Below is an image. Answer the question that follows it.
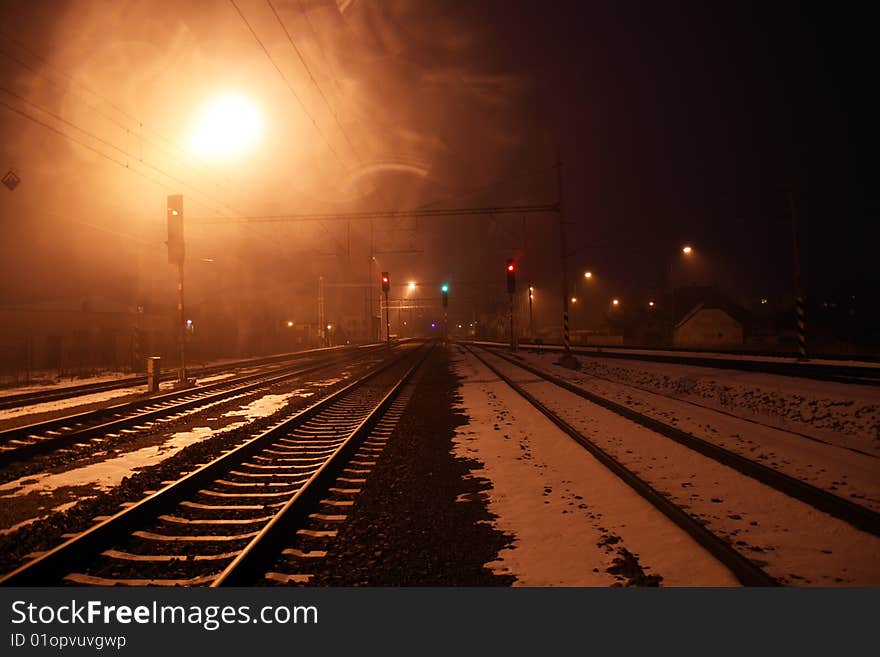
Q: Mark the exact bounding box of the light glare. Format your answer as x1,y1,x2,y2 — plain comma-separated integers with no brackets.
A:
191,94,263,157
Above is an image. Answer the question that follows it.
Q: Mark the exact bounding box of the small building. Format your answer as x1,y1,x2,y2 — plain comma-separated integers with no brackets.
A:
674,303,743,349
0,298,172,382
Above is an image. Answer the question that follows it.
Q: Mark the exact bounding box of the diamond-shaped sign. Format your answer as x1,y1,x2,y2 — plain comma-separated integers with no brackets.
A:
2,170,20,191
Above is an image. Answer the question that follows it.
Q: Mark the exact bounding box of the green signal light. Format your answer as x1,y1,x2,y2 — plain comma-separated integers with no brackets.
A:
441,284,449,293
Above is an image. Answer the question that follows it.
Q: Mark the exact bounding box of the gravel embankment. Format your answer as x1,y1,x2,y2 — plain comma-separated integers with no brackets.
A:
306,347,515,586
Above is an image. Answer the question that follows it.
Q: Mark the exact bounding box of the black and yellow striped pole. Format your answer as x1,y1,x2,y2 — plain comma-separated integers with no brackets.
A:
556,153,578,368
789,181,807,359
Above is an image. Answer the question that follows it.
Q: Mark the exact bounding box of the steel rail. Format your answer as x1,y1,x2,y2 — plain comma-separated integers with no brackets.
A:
0,344,425,586
0,347,384,467
465,344,779,587
213,344,432,586
482,345,880,537
465,340,880,386
0,344,368,411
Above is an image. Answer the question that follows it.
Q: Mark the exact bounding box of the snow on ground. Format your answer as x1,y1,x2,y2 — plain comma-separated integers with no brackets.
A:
481,349,880,585
522,351,880,454
451,347,740,586
0,390,302,535
513,351,880,511
515,342,880,368
0,386,148,423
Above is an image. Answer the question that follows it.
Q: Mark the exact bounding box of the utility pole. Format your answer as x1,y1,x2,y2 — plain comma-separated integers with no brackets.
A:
166,194,189,386
509,291,515,349
789,179,807,359
177,262,186,381
528,285,534,339
318,276,325,347
556,153,578,367
384,291,390,344
381,272,390,346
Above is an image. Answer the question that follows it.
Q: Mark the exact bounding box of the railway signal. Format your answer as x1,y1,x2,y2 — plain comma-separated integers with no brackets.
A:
166,194,189,385
440,283,449,308
381,272,390,345
506,259,517,349
167,194,184,265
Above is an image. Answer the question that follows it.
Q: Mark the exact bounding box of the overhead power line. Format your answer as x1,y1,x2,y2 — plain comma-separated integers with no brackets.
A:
192,202,559,224
228,0,344,166
266,0,359,158
0,34,232,188
0,92,238,215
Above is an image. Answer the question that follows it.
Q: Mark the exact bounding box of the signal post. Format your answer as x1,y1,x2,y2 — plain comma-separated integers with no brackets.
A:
166,194,190,386
441,283,449,344
506,259,517,350
381,272,390,346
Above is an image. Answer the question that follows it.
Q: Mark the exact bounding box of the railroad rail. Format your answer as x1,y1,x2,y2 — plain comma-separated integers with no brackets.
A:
477,345,880,537
0,344,372,411
0,342,429,586
0,346,384,468
465,340,880,386
463,343,779,586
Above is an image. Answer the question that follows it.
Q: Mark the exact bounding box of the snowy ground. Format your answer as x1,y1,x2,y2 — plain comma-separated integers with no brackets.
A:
0,385,321,536
510,350,880,512
452,346,880,585
522,351,880,454
450,346,740,586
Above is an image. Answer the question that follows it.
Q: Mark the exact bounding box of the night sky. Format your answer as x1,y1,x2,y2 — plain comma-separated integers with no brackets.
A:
0,0,875,328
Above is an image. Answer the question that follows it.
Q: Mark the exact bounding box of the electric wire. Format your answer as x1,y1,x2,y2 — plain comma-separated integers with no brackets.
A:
228,0,345,167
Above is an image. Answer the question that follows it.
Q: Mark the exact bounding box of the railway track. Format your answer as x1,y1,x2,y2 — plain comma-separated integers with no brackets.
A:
469,341,880,386
465,344,880,586
0,342,430,586
0,345,362,411
0,346,384,468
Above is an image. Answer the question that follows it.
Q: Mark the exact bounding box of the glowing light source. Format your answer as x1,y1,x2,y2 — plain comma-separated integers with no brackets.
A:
612,298,620,306
190,94,263,158
287,321,294,327
571,297,577,303
584,271,593,279
648,301,655,308
408,281,416,290
682,245,693,255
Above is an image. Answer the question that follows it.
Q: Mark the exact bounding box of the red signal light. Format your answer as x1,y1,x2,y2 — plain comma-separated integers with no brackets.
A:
507,263,515,272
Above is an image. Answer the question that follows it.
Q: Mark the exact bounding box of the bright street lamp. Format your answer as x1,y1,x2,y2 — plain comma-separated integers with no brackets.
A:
682,245,693,255
190,93,263,158
612,298,620,306
584,271,593,279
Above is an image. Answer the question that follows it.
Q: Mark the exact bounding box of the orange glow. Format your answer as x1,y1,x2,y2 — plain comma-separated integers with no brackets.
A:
682,245,693,255
584,271,592,279
612,298,620,306
190,94,263,158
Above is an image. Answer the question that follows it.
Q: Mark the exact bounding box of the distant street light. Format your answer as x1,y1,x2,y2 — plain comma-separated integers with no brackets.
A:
408,281,416,291
612,298,620,306
648,301,655,308
682,245,693,255
287,320,294,327
584,271,593,279
571,297,577,304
